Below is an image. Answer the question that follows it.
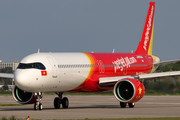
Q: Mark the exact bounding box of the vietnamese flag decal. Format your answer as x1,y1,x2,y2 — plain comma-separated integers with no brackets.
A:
41,71,47,76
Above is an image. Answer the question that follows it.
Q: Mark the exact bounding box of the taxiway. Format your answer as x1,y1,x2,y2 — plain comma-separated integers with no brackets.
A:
0,95,180,119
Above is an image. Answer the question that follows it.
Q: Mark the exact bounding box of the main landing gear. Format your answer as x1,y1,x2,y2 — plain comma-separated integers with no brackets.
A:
54,92,69,109
34,92,43,110
120,102,135,108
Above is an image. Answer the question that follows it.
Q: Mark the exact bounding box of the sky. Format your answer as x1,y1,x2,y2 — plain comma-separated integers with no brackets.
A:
0,0,180,62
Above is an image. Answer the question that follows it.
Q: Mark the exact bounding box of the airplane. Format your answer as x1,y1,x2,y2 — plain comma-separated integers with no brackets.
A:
1,2,180,110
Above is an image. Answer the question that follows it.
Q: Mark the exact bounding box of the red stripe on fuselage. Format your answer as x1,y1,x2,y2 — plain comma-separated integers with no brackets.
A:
70,53,153,92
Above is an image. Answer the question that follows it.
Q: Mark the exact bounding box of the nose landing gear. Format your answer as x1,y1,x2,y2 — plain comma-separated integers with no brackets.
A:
33,92,69,110
54,92,69,109
34,92,43,110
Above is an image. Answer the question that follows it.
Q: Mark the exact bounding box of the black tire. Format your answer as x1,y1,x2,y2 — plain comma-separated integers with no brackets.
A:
34,103,38,110
120,102,126,108
54,97,61,109
39,103,43,110
62,97,69,108
128,103,135,108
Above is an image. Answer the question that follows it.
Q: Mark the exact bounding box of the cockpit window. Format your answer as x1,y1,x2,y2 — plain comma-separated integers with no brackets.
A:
17,63,46,70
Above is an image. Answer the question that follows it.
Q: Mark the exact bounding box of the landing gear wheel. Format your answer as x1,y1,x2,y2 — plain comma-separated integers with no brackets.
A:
62,97,69,108
34,103,38,110
54,97,61,109
128,103,135,108
39,103,43,110
120,102,126,108
54,92,69,109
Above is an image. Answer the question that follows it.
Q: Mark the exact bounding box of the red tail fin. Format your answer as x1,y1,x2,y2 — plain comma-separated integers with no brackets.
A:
135,2,155,55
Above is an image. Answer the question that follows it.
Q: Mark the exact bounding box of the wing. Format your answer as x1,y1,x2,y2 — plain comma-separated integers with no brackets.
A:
0,73,14,79
157,59,180,64
99,71,180,86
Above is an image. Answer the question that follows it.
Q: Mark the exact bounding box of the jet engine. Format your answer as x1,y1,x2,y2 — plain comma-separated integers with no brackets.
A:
113,78,145,103
12,86,37,104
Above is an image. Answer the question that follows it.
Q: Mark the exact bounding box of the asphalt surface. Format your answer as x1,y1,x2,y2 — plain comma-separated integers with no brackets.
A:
0,95,180,119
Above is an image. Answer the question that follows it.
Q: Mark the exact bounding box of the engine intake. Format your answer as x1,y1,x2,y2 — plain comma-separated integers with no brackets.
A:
12,86,37,104
113,78,145,103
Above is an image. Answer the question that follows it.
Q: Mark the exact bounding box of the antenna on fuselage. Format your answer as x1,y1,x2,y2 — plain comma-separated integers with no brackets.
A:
112,49,115,53
38,49,40,54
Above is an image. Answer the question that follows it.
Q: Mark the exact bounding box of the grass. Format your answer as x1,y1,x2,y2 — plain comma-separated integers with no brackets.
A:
0,91,12,96
1,117,180,120
0,104,24,106
82,118,180,120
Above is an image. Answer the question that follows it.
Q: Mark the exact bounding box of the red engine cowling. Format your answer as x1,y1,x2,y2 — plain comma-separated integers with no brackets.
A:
12,86,38,104
113,78,145,103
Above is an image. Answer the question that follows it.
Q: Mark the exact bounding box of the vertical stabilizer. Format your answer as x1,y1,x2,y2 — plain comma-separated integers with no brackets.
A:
135,2,155,55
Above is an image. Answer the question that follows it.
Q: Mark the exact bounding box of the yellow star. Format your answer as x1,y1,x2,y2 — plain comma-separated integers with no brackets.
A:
138,87,142,94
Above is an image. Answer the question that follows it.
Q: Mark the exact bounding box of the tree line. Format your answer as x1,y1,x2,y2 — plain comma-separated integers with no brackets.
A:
143,62,180,95
0,67,13,91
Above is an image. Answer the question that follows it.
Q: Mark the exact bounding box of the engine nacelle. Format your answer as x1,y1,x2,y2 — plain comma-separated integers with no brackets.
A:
113,78,145,103
12,86,37,104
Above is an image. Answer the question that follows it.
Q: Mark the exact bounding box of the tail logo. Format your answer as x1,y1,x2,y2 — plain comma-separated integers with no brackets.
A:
143,5,154,51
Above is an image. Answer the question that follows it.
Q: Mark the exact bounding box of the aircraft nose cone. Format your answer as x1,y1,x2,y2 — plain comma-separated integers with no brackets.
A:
14,69,29,91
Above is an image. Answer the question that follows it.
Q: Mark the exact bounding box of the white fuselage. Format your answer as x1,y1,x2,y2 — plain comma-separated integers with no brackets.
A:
14,53,91,92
